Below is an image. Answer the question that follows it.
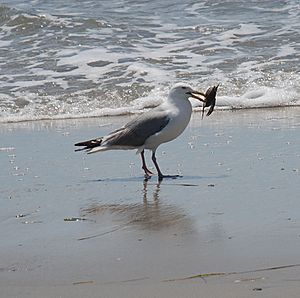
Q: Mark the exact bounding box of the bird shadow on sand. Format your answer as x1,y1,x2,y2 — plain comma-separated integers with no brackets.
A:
76,174,229,241
78,179,195,240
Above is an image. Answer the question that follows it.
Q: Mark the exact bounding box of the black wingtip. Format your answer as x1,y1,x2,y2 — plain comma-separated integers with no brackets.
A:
74,147,89,152
75,141,91,147
74,138,103,152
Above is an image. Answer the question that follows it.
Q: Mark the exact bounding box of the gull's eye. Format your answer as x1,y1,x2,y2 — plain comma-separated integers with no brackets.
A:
181,86,187,89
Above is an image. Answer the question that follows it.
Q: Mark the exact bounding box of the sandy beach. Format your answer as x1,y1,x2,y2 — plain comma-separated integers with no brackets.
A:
1,108,300,297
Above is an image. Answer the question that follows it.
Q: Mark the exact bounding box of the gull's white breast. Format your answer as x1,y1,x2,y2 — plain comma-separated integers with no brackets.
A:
144,98,192,150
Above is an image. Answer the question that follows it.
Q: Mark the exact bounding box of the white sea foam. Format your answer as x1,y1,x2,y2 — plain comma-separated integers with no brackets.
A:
0,1,299,123
217,87,299,109
218,23,264,46
1,84,299,123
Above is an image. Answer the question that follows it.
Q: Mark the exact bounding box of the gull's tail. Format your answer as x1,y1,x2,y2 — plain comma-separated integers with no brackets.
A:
74,138,103,152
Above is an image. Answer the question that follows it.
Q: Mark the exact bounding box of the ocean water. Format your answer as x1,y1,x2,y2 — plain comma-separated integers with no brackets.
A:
0,0,299,123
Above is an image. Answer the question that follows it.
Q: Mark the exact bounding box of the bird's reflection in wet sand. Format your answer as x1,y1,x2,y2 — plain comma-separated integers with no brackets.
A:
81,180,193,233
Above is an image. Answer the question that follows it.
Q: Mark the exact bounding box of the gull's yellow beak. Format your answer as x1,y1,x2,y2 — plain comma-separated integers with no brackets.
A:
187,90,206,102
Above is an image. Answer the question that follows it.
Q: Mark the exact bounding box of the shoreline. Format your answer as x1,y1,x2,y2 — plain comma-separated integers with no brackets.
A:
1,104,300,126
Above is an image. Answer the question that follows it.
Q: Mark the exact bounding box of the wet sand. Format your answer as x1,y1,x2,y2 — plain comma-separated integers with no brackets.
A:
1,108,300,297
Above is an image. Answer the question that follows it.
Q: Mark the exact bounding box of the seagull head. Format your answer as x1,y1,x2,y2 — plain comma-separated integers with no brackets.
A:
169,83,206,102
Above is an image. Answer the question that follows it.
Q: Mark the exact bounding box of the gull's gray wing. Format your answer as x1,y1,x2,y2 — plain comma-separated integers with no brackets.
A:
103,107,170,148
